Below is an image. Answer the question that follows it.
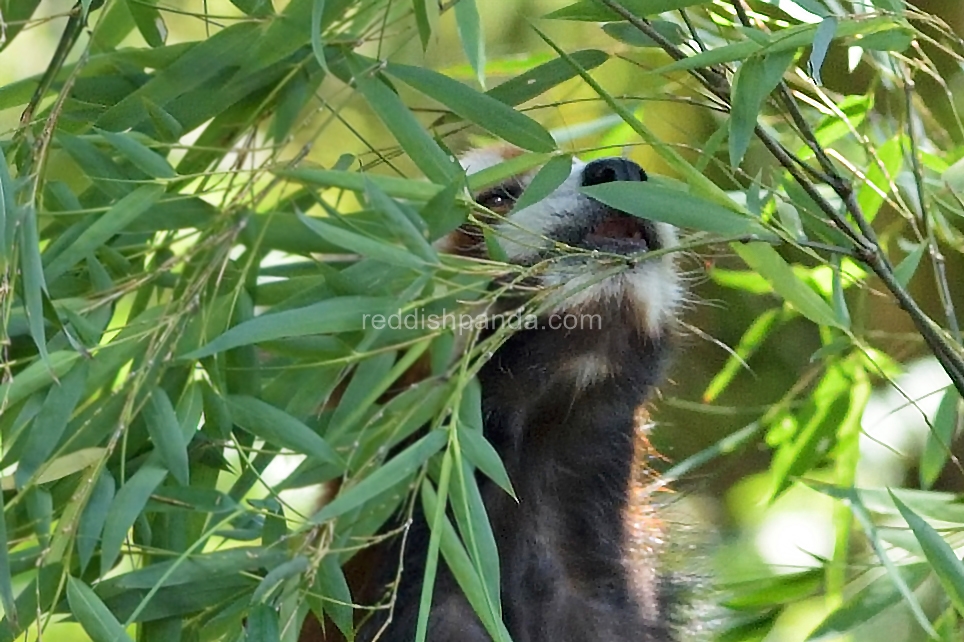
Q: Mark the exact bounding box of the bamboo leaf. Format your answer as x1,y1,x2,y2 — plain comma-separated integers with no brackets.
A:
729,50,795,168
919,389,961,490
454,0,485,87
386,62,556,153
143,388,191,485
807,17,837,85
0,351,81,409
512,154,573,213
310,430,448,523
101,463,168,575
184,296,395,359
66,576,135,642
485,50,608,106
77,471,116,573
227,395,345,466
546,0,711,21
97,129,176,178
892,492,964,619
341,55,458,184
583,181,767,236
14,361,88,488
734,243,847,329
44,184,164,283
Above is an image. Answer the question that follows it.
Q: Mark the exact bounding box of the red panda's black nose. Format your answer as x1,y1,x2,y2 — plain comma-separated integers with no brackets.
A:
581,158,647,186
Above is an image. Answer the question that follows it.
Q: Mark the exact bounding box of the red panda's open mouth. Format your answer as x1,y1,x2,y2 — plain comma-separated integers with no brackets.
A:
582,213,659,254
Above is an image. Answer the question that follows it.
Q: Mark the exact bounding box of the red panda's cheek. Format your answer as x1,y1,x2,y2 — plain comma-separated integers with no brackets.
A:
435,226,488,259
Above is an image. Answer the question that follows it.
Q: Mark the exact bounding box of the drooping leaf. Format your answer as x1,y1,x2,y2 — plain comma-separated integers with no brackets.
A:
583,182,768,236
386,62,556,153
310,430,448,523
227,395,344,466
185,296,395,359
101,463,169,575
892,493,964,619
66,576,135,642
734,243,847,329
729,50,796,168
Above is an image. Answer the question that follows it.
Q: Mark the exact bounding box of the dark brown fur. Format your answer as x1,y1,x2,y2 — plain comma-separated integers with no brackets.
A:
300,155,680,642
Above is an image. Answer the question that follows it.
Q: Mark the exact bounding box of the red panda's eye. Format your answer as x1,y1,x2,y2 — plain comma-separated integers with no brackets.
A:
476,186,518,214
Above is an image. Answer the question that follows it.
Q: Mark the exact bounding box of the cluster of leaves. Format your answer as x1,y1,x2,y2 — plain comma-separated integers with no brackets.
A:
1,0,964,640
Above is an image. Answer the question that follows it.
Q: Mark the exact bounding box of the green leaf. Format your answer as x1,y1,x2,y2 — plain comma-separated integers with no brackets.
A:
729,50,796,168
96,22,260,130
652,16,904,76
184,296,394,358
229,0,273,17
66,576,135,642
0,0,43,52
809,482,938,638
858,29,912,51
277,168,442,200
545,0,711,21
244,603,281,642
101,463,168,575
341,55,458,184
309,430,448,523
386,62,556,153
0,465,16,628
420,481,513,642
454,0,485,87
485,50,608,107
143,388,191,485
97,129,176,178
44,184,164,283
0,146,14,265
807,17,837,85
892,492,964,619
226,395,345,466
919,389,960,489
583,182,768,236
310,555,353,637
310,0,329,74
703,308,781,403
413,0,434,49
807,564,931,640
458,426,514,499
297,209,431,270
894,242,927,288
77,471,116,573
250,556,309,603
602,20,686,47
14,361,88,488
734,243,847,329
126,0,166,47
0,351,81,409
18,205,48,362
511,155,573,213
364,180,438,263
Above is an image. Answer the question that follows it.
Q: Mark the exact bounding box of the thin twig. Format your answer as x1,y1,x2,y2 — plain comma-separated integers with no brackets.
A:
902,66,961,342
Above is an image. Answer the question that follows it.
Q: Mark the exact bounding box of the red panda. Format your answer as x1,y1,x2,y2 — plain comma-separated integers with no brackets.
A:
299,146,686,642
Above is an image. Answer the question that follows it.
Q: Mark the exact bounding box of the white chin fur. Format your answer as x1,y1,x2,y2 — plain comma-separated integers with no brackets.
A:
460,150,683,337
541,258,682,338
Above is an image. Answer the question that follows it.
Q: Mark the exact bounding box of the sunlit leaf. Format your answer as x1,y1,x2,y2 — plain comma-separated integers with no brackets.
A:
919,389,961,489
892,493,964,619
734,243,846,329
386,63,556,153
